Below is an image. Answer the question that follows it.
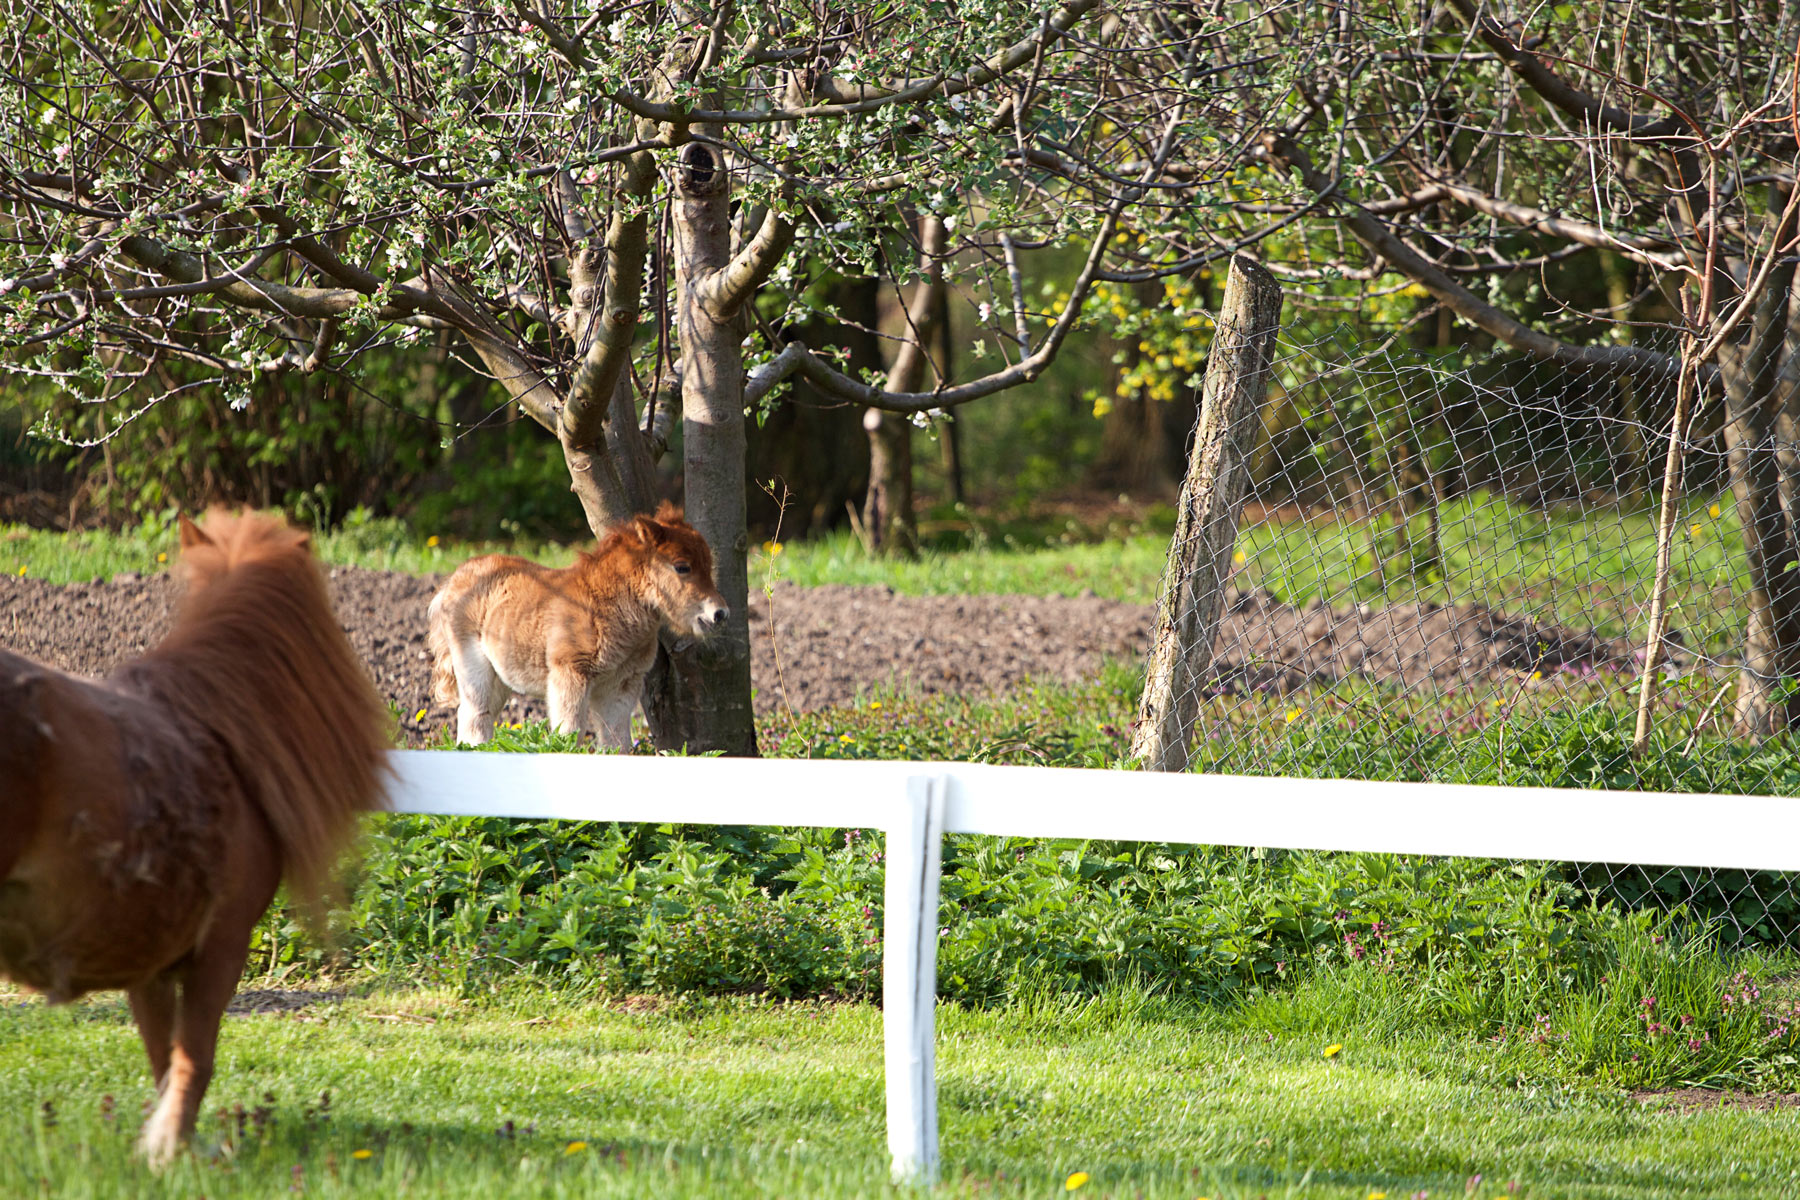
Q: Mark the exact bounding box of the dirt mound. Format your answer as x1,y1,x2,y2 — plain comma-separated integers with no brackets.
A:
0,567,1649,746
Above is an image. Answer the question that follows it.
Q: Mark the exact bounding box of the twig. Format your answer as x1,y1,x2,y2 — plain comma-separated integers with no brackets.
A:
757,478,800,738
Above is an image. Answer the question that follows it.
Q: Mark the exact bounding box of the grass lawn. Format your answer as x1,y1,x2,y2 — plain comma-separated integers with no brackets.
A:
0,492,1750,655
3,981,1795,1199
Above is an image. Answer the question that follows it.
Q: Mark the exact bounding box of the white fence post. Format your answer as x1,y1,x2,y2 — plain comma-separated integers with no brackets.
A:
884,773,946,1184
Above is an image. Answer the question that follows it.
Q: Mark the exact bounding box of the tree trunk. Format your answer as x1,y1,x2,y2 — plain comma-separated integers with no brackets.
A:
644,139,758,756
747,275,878,537
936,284,965,505
864,410,918,556
1132,256,1285,771
862,214,947,558
1713,185,1800,738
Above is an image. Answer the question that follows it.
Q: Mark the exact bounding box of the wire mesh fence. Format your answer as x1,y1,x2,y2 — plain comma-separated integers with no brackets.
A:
1139,312,1800,945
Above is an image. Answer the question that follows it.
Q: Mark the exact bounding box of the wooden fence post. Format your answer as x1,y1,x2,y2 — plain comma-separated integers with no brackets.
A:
884,773,946,1183
1131,256,1285,772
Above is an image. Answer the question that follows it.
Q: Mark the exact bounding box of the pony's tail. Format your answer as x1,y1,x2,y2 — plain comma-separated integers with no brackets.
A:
426,593,459,708
0,656,51,879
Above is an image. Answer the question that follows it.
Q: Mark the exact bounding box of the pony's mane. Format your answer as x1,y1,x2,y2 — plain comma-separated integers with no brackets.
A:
120,511,391,902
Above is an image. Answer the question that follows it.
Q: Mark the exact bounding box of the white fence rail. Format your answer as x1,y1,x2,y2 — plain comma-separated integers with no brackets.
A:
388,750,1800,1182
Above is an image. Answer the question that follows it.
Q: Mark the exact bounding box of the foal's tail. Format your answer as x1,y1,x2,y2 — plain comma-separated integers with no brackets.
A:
426,591,459,708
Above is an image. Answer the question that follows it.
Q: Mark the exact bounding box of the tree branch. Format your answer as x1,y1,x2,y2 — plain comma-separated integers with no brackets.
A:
702,204,794,319
1444,0,1683,139
1255,133,1702,384
1431,175,1689,271
607,0,1101,126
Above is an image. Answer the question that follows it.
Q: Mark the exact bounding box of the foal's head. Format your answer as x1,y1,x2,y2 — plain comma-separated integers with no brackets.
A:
620,502,730,638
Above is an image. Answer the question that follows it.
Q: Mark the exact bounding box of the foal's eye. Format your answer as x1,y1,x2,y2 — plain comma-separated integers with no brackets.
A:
673,562,691,575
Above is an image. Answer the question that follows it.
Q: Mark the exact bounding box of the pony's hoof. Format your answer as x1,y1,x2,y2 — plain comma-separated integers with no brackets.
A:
138,1125,186,1169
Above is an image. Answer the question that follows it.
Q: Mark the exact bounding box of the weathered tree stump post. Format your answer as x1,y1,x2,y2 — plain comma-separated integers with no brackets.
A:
1131,255,1284,772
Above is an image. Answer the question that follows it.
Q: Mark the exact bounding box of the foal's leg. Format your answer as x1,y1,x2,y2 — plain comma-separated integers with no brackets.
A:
594,689,637,753
451,638,505,745
545,662,592,740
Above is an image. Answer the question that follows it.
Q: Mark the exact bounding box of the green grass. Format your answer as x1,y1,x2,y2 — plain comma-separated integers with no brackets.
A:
0,516,582,586
4,977,1798,1199
6,491,1751,662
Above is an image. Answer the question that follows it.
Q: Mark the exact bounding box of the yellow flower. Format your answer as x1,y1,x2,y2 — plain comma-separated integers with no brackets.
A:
351,1149,373,1160
1368,1193,1388,1200
838,733,854,745
869,701,882,710
414,708,427,722
1092,395,1113,419
426,535,440,547
156,552,167,563
1285,707,1303,723
1323,1043,1343,1058
1529,671,1541,682
1709,503,1721,518
762,540,784,556
1233,550,1246,565
15,565,24,577
1690,523,1703,538
565,1141,587,1155
1066,1172,1091,1191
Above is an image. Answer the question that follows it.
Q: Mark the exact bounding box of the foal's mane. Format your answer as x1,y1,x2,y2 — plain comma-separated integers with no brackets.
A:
121,511,390,901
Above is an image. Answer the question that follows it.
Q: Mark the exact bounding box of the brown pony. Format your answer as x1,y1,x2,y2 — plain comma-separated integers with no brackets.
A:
0,511,390,1165
428,502,729,748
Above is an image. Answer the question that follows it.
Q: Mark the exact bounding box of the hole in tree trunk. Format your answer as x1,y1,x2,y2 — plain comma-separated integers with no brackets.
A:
679,144,724,195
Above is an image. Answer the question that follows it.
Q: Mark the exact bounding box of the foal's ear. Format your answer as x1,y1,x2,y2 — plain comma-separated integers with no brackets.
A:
177,513,214,550
631,514,666,546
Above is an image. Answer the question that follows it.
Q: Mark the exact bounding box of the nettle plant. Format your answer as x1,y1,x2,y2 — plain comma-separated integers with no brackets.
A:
0,0,1281,751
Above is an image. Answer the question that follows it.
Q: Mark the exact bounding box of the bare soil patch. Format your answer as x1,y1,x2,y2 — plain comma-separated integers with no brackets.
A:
1632,1087,1800,1113
1,567,1649,746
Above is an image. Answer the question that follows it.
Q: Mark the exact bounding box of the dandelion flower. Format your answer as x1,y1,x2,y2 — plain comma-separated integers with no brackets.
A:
1285,707,1303,723
869,701,882,710
15,565,24,577
426,535,440,548
762,540,784,556
157,552,167,563
1323,1043,1343,1058
414,708,427,722
1065,1172,1090,1191
838,733,854,745
1367,1192,1387,1200
1233,550,1246,564
565,1140,587,1155
1710,503,1721,518
351,1149,373,1160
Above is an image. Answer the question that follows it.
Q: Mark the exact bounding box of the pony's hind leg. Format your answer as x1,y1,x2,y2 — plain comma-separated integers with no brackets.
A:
137,900,267,1167
127,975,177,1090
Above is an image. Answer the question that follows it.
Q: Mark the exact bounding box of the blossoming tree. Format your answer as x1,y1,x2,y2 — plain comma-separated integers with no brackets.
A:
0,0,1262,752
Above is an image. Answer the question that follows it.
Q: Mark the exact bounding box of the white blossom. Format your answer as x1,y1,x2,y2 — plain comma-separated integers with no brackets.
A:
49,252,67,270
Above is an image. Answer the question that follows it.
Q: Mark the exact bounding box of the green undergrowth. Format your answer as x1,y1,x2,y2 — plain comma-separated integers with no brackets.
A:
240,671,1800,1099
